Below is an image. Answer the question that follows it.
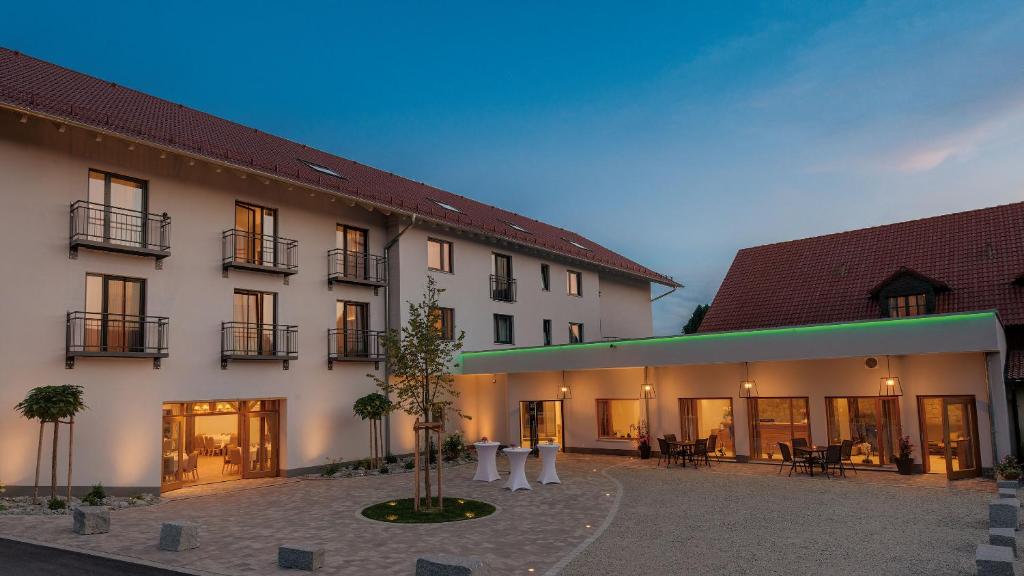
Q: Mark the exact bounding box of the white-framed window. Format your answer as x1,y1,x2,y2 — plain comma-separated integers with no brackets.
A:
427,238,453,273
567,270,582,296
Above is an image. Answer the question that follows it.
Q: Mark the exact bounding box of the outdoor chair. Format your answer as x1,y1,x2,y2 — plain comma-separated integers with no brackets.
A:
840,439,858,474
778,442,810,476
706,434,718,463
657,437,673,467
692,438,710,467
824,444,845,478
792,438,809,454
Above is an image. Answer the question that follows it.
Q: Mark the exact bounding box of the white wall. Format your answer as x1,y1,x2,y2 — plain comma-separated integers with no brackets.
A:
598,275,653,339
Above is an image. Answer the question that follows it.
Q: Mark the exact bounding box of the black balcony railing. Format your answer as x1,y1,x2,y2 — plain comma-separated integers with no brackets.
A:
221,321,297,369
69,201,170,260
66,311,168,368
490,275,517,302
327,249,387,288
327,328,384,368
222,229,298,276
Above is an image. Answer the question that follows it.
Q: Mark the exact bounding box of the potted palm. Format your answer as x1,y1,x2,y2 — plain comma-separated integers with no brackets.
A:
995,455,1022,483
892,435,915,475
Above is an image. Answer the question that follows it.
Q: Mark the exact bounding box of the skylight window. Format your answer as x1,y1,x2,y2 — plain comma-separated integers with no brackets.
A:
299,159,344,179
429,198,462,213
499,219,531,233
563,237,591,251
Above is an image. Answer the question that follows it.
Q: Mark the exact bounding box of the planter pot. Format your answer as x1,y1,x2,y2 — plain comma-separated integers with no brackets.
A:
639,445,652,459
894,458,914,475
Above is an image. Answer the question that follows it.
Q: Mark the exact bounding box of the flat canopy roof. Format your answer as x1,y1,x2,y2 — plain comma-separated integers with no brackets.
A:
458,311,1005,375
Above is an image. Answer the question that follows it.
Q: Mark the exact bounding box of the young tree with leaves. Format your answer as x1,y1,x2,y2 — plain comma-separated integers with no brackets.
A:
14,385,86,504
353,392,392,468
371,275,466,509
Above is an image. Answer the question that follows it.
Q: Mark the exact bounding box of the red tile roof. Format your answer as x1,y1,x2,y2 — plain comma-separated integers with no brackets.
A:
0,48,678,287
699,202,1024,333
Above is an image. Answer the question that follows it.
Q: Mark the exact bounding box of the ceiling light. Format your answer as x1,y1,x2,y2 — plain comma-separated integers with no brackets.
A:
19,114,28,123
94,134,103,142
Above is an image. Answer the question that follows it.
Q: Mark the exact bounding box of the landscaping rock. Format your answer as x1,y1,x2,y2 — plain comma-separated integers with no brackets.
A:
976,543,1016,576
415,554,489,576
998,480,1020,491
278,545,324,571
990,498,1020,530
72,506,109,535
999,488,1018,499
159,521,200,551
990,527,1018,557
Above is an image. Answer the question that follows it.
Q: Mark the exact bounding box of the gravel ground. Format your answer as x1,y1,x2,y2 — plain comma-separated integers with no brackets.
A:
561,462,995,576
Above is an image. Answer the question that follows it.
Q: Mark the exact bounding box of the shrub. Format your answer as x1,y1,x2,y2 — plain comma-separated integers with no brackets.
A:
385,453,398,464
47,497,66,510
996,455,1022,480
404,460,415,470
379,465,390,474
443,433,466,461
321,457,344,477
359,458,372,470
81,482,106,506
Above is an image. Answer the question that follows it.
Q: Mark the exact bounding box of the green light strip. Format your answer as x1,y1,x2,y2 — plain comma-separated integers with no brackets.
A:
459,312,997,362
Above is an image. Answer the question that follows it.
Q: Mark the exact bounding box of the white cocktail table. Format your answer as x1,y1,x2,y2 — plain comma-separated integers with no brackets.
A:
473,441,501,482
503,447,533,491
537,443,561,484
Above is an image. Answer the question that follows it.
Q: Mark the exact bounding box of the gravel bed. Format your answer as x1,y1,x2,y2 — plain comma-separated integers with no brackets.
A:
0,493,159,516
302,455,475,479
561,464,994,576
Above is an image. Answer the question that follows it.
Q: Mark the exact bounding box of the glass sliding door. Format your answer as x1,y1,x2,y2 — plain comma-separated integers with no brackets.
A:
918,396,981,479
519,400,564,450
161,404,186,492
679,398,735,456
825,397,901,465
748,397,810,460
242,400,279,479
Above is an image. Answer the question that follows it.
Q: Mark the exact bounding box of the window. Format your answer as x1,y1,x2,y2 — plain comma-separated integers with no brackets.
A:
499,219,530,233
748,397,810,460
234,201,277,266
429,198,461,213
432,307,455,340
232,289,277,355
562,237,591,251
679,398,735,456
543,319,552,346
87,169,147,247
567,270,582,296
825,397,901,466
491,253,515,301
84,274,145,352
336,301,369,356
337,225,369,279
494,314,514,344
569,322,584,343
299,159,344,179
427,238,453,273
596,399,640,440
888,294,926,317
541,264,551,291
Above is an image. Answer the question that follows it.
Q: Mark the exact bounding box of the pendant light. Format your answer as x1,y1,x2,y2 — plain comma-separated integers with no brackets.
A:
556,370,572,400
879,356,903,397
739,362,759,398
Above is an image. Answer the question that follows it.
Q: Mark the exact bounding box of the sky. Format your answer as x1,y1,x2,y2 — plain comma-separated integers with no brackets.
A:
4,1,1024,334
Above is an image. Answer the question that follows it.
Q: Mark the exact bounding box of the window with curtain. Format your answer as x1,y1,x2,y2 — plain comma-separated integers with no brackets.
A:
596,399,640,439
825,397,901,465
427,238,453,272
888,293,926,317
493,314,514,344
748,397,809,460
678,398,735,455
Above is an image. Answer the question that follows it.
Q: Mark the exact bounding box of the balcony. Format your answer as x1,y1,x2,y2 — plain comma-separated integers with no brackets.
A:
328,328,385,369
327,249,387,292
66,311,168,369
222,229,298,281
490,275,517,302
69,201,170,265
221,321,298,369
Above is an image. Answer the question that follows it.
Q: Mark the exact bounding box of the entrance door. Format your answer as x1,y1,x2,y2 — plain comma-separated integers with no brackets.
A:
161,409,186,491
519,401,563,452
918,396,981,479
241,400,279,478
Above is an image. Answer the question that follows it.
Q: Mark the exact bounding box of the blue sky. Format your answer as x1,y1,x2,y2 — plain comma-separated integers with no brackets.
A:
5,1,1024,334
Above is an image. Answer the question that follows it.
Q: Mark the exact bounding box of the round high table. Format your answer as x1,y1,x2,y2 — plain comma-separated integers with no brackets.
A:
537,443,561,484
503,447,533,491
473,441,502,482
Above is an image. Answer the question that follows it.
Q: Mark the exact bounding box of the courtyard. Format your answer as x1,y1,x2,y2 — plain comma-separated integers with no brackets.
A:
0,454,1003,575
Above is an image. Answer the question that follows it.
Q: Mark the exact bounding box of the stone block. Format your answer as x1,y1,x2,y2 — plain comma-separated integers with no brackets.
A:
990,527,1018,557
1000,488,1018,499
998,480,1021,491
976,544,1016,576
72,506,109,535
159,521,199,551
415,554,489,576
990,499,1020,530
278,545,325,571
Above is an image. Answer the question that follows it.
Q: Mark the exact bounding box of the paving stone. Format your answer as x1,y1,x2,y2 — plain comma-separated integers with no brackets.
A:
999,488,1018,499
991,499,1021,530
998,480,1021,491
415,554,489,576
976,544,1016,576
990,527,1017,557
71,506,109,535
278,544,324,571
159,521,200,551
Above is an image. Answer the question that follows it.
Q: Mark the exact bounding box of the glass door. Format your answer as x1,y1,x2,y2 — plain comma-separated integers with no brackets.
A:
519,401,564,452
918,396,981,479
337,301,368,357
825,397,902,465
161,406,185,492
241,400,279,479
233,291,275,355
339,225,368,279
679,398,735,456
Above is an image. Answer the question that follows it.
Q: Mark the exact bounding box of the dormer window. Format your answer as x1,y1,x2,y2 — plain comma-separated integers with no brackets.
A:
888,294,926,318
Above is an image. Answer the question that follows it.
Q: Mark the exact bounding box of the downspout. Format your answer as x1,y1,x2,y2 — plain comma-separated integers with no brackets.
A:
383,214,417,456
650,285,678,303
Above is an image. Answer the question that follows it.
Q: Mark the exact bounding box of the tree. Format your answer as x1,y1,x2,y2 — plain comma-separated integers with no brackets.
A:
14,385,86,504
371,275,467,509
353,392,392,469
683,304,710,334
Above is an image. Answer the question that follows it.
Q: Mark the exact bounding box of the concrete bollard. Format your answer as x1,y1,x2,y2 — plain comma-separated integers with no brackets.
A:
998,480,1020,491
976,544,1015,576
159,521,200,551
999,488,1018,499
415,554,490,576
278,545,325,571
72,506,110,535
990,499,1020,530
990,527,1018,558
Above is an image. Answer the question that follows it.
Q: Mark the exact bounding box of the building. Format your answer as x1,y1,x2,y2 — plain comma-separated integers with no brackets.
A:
456,203,1024,479
0,48,676,493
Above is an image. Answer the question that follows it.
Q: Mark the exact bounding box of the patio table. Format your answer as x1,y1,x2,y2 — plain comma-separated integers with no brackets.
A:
536,443,561,484
503,447,533,491
795,446,827,476
668,441,695,468
472,441,502,482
